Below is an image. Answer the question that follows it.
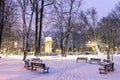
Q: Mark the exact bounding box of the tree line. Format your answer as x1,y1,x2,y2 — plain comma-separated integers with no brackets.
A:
0,0,120,60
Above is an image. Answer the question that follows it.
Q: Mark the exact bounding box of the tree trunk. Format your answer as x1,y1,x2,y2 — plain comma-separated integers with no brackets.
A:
0,0,5,50
64,33,69,56
38,0,44,55
35,0,39,56
22,9,27,61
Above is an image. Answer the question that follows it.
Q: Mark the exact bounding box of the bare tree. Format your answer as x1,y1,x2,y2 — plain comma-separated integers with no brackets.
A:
51,0,66,55
35,0,54,56
97,2,120,60
18,0,35,60
0,0,5,50
51,0,82,56
0,0,21,56
38,0,44,55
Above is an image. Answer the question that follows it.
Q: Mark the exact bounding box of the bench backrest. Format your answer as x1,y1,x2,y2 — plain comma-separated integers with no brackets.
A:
105,62,114,69
103,59,111,63
77,57,88,60
31,58,40,61
31,58,42,63
90,58,101,61
32,62,45,67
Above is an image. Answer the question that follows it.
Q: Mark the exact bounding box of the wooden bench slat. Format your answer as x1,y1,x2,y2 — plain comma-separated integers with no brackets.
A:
31,62,49,73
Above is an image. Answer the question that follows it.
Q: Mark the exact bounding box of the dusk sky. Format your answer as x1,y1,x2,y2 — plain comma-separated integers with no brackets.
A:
83,0,120,19
29,0,120,30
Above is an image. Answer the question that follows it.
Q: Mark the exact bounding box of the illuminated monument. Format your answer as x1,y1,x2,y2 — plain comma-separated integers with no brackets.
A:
45,37,53,53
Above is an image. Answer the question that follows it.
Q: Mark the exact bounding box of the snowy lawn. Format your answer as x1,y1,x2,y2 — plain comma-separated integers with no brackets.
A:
0,55,120,80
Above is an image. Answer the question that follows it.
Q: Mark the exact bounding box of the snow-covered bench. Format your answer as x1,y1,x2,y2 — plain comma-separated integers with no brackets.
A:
89,58,101,64
76,57,88,63
99,62,114,74
24,58,42,70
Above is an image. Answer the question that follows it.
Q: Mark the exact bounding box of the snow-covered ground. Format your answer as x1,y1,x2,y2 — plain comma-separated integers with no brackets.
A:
0,54,120,80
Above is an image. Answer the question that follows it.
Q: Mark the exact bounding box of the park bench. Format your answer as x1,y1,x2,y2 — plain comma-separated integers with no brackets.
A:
89,58,101,65
24,58,42,70
76,57,88,63
99,62,114,74
31,62,49,73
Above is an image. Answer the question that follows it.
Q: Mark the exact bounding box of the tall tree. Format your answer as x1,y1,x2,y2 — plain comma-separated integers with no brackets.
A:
35,0,54,56
38,0,44,55
0,0,5,50
34,0,39,56
98,17,111,59
18,0,35,60
51,0,82,56
52,0,66,56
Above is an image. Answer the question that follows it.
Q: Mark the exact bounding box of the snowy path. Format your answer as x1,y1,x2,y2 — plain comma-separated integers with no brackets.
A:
0,55,120,80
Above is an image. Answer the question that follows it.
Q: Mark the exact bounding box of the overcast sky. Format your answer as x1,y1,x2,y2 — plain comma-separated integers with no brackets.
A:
82,0,120,19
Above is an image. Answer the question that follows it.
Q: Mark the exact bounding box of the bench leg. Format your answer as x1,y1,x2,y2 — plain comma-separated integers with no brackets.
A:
76,59,78,63
27,66,31,70
31,67,37,71
43,68,49,73
99,69,107,74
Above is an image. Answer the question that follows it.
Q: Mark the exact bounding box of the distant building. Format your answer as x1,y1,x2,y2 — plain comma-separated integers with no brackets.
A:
45,37,53,53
